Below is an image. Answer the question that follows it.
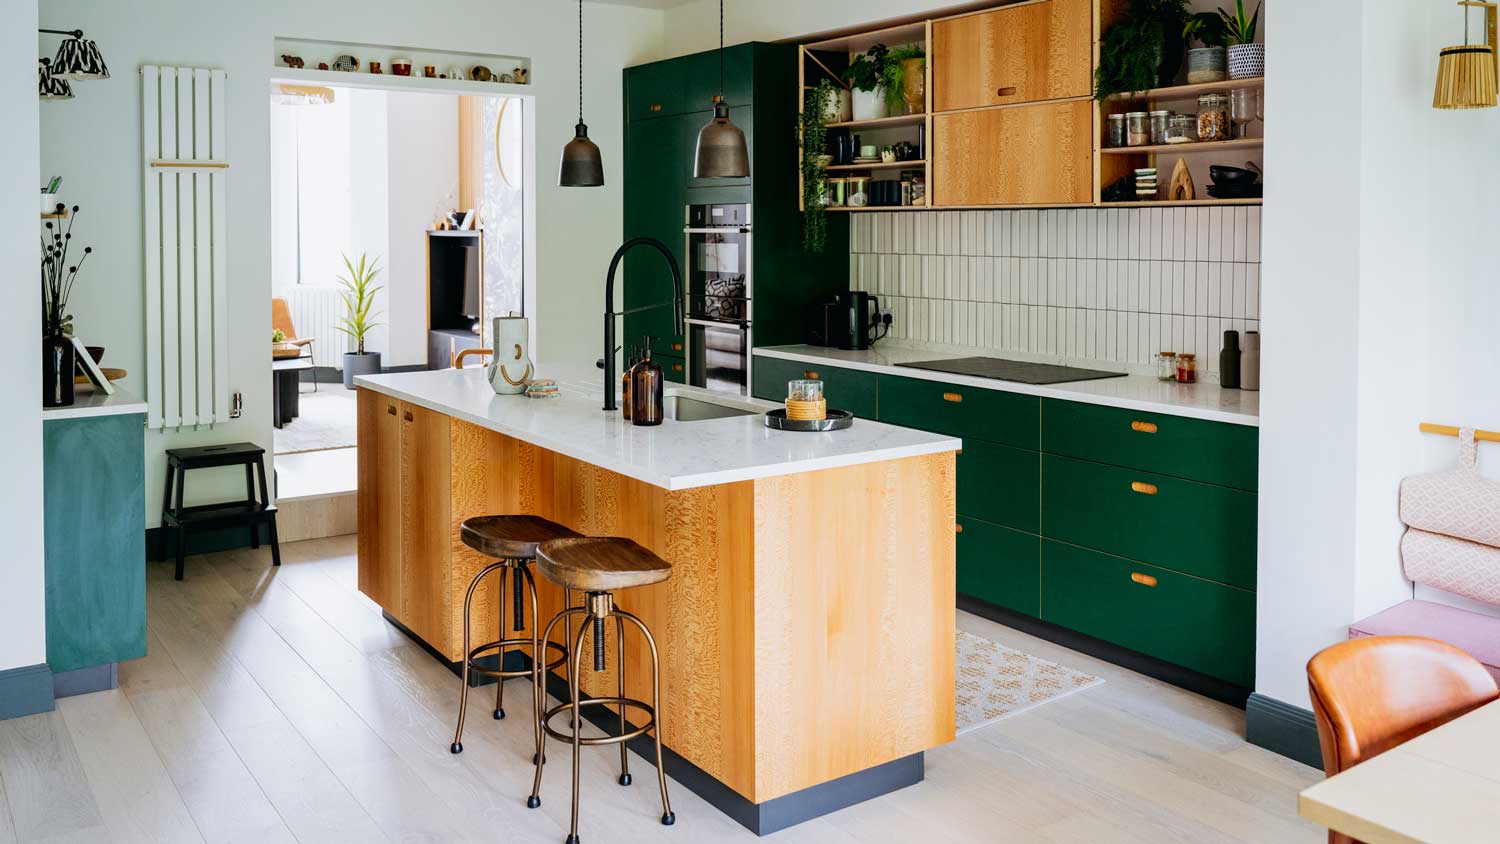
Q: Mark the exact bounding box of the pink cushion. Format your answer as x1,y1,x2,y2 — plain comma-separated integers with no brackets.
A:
1349,600,1500,686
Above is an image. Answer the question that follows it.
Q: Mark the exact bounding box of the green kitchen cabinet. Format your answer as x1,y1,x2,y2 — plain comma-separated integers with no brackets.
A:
1041,540,1255,688
876,374,1040,450
958,516,1040,617
624,59,687,122
1041,454,1257,590
1042,399,1259,491
622,113,690,353
659,353,687,384
751,355,877,419
43,411,147,674
958,439,1039,533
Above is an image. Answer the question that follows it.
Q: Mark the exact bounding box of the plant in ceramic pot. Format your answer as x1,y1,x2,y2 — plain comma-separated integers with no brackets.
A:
1220,0,1264,79
884,44,927,115
1094,0,1192,100
843,43,890,121
336,253,384,389
1183,13,1229,83
39,206,91,407
799,79,835,252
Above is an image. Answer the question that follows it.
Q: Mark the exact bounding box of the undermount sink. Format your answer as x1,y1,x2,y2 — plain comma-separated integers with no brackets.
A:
663,392,760,422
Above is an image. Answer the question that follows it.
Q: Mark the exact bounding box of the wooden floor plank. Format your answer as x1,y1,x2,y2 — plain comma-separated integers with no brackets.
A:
56,690,204,844
0,712,104,843
0,758,16,844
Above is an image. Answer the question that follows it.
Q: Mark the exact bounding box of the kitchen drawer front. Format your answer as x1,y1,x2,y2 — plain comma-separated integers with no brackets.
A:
658,353,687,384
931,101,1093,207
876,374,1039,449
958,517,1039,617
752,356,878,419
1041,540,1255,688
958,439,1039,533
1041,454,1256,590
625,61,686,121
1042,399,1259,491
933,0,1092,111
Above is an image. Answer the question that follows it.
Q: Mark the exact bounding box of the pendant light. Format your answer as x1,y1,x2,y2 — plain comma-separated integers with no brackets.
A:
47,29,109,80
559,0,604,186
693,0,750,179
1434,0,1498,109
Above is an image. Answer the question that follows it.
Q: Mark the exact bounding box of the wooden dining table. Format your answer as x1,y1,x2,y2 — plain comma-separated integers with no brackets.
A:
1299,699,1500,843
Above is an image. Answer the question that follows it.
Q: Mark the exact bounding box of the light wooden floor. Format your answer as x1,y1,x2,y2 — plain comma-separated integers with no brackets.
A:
0,536,1326,843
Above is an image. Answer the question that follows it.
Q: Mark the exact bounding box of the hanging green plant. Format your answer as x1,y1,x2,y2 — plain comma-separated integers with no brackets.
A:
798,78,835,253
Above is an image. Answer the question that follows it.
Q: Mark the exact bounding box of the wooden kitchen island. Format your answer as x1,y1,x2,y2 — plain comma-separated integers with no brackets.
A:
355,369,960,834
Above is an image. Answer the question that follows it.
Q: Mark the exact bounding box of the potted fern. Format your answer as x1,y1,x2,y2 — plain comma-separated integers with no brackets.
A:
1222,0,1263,79
1094,0,1191,100
336,253,384,389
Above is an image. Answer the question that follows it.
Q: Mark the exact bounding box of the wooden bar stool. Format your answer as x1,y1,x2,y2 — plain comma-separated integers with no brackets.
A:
527,537,674,844
450,515,580,758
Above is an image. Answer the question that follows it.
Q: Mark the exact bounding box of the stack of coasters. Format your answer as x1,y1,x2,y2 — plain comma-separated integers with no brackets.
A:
1134,167,1158,200
524,378,560,399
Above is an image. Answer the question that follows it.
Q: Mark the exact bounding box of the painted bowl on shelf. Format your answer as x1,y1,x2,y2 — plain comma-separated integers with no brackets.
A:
1209,165,1259,185
85,346,105,364
391,57,413,76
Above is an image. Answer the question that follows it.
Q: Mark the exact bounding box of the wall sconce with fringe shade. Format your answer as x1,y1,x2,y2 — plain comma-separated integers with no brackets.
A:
1435,0,1498,109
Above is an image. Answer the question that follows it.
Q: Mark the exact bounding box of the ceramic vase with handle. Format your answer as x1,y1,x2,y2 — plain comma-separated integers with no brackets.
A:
487,313,533,395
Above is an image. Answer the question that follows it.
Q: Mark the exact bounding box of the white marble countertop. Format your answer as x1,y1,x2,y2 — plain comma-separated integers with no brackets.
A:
41,387,148,421
355,368,961,491
755,345,1259,427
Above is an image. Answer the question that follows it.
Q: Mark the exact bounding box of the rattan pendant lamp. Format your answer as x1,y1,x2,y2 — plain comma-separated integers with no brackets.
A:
693,0,750,178
559,0,604,186
1434,0,1498,109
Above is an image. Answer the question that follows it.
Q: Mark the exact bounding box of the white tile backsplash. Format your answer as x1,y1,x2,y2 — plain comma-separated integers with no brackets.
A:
851,207,1262,381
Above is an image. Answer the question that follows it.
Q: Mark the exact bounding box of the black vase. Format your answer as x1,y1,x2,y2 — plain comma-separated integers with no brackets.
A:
1219,330,1241,389
43,332,76,407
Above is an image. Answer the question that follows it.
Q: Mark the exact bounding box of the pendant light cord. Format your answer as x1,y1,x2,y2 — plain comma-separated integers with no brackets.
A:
719,0,725,97
578,0,585,124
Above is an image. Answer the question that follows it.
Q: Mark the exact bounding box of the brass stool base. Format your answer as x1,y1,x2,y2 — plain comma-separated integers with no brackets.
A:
540,697,657,745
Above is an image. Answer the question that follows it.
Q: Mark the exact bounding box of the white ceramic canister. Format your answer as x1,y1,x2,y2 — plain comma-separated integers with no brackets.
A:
487,313,533,395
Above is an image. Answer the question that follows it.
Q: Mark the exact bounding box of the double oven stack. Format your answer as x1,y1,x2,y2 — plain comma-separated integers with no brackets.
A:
684,203,752,395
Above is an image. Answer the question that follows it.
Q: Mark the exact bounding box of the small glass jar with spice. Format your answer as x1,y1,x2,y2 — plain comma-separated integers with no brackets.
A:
1166,113,1197,144
1106,113,1127,148
1155,351,1177,381
1197,93,1230,142
1148,110,1171,145
1126,111,1150,146
1175,353,1198,383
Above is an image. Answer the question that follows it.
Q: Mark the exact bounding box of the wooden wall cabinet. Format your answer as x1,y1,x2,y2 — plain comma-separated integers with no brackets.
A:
932,0,1092,111
932,100,1093,206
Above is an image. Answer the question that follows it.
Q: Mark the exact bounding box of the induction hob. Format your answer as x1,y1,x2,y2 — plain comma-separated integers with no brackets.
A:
895,356,1127,385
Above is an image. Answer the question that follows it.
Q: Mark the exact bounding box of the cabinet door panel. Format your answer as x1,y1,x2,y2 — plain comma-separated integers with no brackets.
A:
1042,398,1260,491
958,516,1040,617
1041,540,1255,688
958,439,1039,533
876,374,1039,449
934,0,1092,111
357,390,403,612
933,101,1092,206
399,401,452,654
625,61,686,121
752,356,879,419
623,115,689,350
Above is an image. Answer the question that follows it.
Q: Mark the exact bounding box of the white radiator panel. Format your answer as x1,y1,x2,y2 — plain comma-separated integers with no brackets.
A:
278,286,349,368
142,65,229,429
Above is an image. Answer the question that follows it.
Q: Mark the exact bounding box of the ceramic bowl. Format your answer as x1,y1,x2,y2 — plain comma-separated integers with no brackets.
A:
1210,165,1258,185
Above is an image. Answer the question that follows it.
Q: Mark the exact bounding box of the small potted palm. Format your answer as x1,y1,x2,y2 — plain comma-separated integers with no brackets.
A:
336,253,384,389
1222,0,1263,79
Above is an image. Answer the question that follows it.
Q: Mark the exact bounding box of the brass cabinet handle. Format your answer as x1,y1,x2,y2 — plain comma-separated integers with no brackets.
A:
672,342,683,351
649,104,663,112
997,86,1018,97
403,410,414,422
1131,572,1159,588
1131,481,1158,495
804,370,820,379
1131,420,1159,434
671,363,684,372
942,392,963,403
387,404,397,416
954,523,964,534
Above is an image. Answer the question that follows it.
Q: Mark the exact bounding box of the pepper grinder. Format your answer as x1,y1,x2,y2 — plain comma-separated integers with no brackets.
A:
630,346,665,426
1219,330,1241,389
1240,331,1261,391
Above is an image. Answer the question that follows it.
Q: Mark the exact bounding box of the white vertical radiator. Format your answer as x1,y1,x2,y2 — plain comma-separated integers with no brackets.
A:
278,286,348,368
142,65,229,429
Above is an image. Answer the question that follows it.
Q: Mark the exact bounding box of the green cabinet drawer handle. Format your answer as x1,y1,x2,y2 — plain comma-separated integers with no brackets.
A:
1131,420,1158,433
1131,572,1159,587
1130,481,1158,495
943,392,963,403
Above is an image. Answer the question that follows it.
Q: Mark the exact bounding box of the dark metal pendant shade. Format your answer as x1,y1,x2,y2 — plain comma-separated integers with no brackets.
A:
52,36,109,80
694,98,750,178
559,122,605,187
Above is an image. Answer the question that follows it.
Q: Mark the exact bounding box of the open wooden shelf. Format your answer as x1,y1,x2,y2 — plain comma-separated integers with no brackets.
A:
1104,198,1262,207
825,159,926,172
826,113,926,130
1106,76,1265,102
826,205,929,212
1100,137,1263,156
802,20,927,54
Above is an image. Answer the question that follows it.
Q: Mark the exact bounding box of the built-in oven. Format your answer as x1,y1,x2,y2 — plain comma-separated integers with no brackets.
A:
684,203,752,395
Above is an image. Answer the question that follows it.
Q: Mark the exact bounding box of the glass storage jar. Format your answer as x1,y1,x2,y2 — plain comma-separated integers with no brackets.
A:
1156,351,1177,381
1175,353,1198,383
1106,113,1127,148
1149,110,1171,145
1166,113,1197,144
1197,93,1230,142
1126,111,1150,146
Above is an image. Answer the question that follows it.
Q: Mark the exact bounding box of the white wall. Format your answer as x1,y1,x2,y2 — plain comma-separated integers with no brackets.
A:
385,91,458,367
348,88,392,359
39,0,664,524
2,0,46,672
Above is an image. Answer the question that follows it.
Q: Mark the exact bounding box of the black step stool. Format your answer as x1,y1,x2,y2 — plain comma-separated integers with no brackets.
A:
162,442,280,581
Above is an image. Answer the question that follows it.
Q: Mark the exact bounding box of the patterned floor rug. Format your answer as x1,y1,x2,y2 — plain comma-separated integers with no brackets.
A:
956,630,1104,735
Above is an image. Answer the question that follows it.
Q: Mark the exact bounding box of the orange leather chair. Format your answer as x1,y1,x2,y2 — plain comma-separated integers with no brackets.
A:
1307,635,1499,844
271,297,317,390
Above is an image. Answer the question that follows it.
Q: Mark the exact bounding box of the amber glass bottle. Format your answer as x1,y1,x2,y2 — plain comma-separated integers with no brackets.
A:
631,347,665,426
621,346,640,420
